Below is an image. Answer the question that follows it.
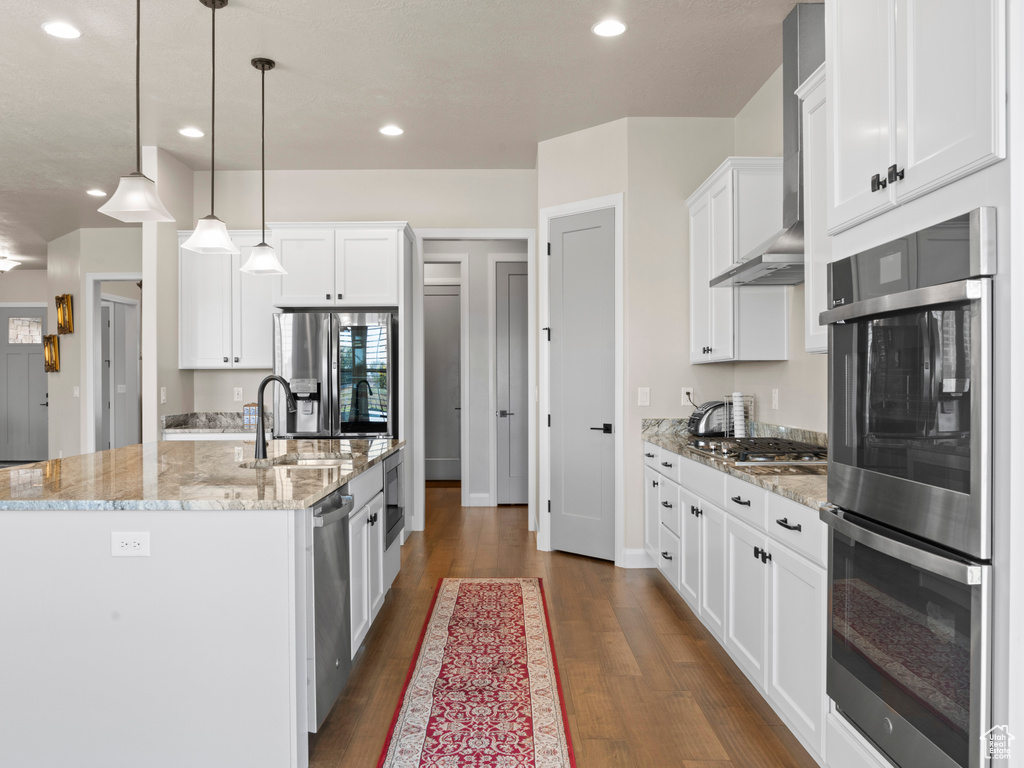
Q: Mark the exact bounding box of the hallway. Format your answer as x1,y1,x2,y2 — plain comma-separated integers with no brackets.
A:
309,484,818,767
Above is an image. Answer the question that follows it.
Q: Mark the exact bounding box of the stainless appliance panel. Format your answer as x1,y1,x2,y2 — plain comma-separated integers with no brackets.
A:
823,510,990,768
308,490,354,732
384,449,404,550
331,312,397,438
274,313,332,437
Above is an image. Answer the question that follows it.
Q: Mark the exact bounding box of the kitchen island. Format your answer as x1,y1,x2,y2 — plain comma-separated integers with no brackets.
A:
0,437,403,768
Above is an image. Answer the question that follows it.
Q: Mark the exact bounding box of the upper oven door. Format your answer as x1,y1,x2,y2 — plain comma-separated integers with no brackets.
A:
824,278,992,559
823,509,990,768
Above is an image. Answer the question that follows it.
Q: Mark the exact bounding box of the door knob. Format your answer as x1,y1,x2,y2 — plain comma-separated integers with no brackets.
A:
589,424,613,434
499,410,514,417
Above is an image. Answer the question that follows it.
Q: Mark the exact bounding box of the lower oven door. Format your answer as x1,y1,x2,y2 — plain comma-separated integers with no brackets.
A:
822,509,990,768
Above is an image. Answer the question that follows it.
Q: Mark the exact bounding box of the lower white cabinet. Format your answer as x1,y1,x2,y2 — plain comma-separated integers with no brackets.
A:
349,490,386,657
725,515,769,685
698,501,727,641
767,541,827,759
644,444,828,766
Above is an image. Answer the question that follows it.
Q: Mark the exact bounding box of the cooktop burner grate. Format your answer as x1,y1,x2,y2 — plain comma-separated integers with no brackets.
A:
688,436,827,465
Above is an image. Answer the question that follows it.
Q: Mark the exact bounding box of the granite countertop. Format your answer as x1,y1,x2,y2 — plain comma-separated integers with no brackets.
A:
641,419,828,511
161,412,269,434
0,438,403,511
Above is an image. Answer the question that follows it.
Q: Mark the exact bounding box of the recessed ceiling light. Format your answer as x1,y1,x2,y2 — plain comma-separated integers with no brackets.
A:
379,125,404,136
43,21,82,39
592,19,627,37
179,127,204,138
87,189,107,197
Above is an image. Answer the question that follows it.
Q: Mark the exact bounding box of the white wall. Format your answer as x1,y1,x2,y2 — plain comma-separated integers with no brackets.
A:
422,239,528,504
190,169,537,412
0,269,48,303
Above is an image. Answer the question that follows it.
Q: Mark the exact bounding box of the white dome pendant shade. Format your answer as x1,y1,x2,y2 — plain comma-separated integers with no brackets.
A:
98,0,174,223
99,172,174,222
240,57,286,275
183,214,240,255
183,0,238,256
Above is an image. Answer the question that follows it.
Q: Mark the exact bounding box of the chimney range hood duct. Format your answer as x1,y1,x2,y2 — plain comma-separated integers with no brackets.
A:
711,3,824,288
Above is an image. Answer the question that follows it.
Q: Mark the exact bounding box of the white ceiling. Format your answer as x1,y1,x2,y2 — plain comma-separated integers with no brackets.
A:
1,0,801,267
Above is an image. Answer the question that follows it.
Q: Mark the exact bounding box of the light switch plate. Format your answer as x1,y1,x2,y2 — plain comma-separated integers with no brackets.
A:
233,387,243,402
772,388,779,410
160,386,167,404
73,386,80,398
117,384,127,394
638,387,650,407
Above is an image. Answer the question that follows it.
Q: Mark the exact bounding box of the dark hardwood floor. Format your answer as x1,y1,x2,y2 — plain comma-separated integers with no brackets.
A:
309,483,819,767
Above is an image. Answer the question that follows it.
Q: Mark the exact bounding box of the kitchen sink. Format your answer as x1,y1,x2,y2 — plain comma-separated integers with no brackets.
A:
239,454,361,470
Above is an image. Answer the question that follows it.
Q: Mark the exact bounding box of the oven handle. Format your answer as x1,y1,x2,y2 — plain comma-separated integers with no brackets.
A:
820,508,985,585
819,279,982,326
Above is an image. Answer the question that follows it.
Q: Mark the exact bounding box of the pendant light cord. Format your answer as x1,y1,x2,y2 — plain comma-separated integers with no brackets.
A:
261,65,266,244
135,0,141,174
210,2,217,216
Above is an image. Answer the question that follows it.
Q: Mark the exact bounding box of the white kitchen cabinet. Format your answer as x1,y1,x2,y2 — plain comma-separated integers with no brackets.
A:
350,490,386,656
826,0,1005,234
686,157,788,364
348,501,370,656
699,500,727,641
179,232,275,369
798,64,830,355
725,515,768,686
273,228,337,307
644,466,661,562
766,540,827,761
273,223,411,308
677,484,701,610
367,491,386,621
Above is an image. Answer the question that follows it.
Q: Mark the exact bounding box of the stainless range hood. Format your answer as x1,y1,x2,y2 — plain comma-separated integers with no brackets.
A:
711,3,824,288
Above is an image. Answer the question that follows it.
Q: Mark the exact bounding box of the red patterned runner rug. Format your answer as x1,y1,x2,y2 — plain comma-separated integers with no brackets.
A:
378,577,576,768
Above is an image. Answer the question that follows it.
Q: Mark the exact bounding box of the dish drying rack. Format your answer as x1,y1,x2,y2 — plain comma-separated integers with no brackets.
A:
722,394,755,438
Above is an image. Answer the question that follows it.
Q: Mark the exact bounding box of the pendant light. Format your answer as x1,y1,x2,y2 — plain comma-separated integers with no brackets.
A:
240,58,286,275
182,0,238,255
98,0,174,223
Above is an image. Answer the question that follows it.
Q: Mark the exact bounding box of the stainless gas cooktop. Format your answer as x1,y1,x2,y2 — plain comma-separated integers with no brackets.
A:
687,437,827,467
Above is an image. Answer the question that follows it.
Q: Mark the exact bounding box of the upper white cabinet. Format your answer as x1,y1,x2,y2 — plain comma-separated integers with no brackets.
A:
272,223,409,308
826,0,1005,234
797,65,830,355
687,157,789,364
179,233,276,369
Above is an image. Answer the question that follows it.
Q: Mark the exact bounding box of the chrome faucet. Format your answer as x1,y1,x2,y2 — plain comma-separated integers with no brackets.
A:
354,379,373,421
255,375,297,460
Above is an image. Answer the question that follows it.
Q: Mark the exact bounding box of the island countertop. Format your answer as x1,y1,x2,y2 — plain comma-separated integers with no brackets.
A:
0,437,403,511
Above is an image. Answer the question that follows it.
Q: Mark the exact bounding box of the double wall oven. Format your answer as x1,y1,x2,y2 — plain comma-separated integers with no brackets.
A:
820,209,995,768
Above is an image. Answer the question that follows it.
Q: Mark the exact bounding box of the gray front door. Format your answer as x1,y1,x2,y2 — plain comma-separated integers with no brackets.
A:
0,307,48,462
424,285,461,480
549,208,615,561
496,262,528,504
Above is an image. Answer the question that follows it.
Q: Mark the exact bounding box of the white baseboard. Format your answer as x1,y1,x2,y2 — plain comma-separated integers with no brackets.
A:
618,548,655,569
465,492,493,507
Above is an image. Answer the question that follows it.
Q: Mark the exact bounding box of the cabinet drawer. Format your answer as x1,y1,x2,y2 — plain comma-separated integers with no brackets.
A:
826,712,892,768
643,442,661,470
725,475,767,530
659,480,681,537
658,525,681,590
680,457,724,503
655,449,683,485
766,494,827,567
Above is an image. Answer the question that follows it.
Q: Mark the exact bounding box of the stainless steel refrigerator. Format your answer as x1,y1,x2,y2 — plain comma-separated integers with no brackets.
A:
273,311,397,438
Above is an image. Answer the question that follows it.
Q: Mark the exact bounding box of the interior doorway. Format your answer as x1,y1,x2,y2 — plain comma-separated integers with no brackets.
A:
424,281,462,480
0,304,48,463
96,282,142,451
495,262,528,504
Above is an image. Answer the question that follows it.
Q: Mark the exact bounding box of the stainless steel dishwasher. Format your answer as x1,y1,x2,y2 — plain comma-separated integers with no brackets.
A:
308,487,354,732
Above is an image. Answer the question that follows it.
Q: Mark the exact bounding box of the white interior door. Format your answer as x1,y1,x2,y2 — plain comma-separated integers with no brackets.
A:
549,208,615,561
101,303,111,450
0,307,48,462
496,262,528,504
423,285,461,481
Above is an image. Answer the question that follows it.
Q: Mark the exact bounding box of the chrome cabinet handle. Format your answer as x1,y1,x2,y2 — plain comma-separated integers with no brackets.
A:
731,495,751,506
661,551,672,561
776,517,802,532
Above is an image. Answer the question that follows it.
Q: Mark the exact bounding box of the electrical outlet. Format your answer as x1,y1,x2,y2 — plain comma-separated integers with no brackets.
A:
111,532,150,557
233,387,243,402
772,388,779,410
117,384,127,394
160,386,167,404
681,387,694,406
73,386,80,398
637,387,650,407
